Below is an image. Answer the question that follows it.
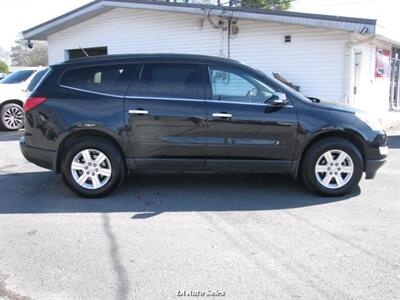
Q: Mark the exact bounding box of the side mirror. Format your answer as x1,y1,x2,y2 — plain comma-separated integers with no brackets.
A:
270,92,288,106
307,96,321,103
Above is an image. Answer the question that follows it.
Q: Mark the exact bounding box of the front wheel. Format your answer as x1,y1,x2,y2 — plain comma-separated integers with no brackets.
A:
301,138,364,196
61,137,125,198
0,103,24,131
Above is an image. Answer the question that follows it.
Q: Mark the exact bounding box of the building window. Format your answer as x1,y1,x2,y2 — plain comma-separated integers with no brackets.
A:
66,46,108,60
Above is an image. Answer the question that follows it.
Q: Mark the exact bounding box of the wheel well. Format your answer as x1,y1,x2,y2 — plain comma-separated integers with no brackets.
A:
297,131,366,178
0,99,24,109
56,130,125,173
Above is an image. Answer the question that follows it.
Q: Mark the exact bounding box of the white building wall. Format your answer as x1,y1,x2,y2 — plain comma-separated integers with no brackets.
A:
230,20,350,102
349,39,391,113
48,8,351,103
48,8,225,64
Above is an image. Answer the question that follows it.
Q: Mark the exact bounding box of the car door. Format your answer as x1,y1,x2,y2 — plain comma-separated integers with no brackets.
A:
205,65,298,171
124,62,207,170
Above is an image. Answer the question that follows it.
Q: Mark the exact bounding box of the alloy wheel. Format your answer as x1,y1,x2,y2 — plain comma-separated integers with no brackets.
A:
2,105,24,130
315,149,354,189
71,149,112,190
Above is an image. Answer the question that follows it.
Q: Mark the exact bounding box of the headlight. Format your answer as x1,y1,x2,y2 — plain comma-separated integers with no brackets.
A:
355,112,383,131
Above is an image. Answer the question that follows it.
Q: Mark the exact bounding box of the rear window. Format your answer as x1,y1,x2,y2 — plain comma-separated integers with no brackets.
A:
60,64,140,96
0,70,35,84
27,68,49,92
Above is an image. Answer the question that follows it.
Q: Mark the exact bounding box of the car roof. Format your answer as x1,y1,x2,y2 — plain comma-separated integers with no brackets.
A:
55,53,245,67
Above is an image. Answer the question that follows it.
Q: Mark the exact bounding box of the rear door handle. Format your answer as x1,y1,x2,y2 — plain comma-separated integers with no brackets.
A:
212,113,232,118
129,109,149,115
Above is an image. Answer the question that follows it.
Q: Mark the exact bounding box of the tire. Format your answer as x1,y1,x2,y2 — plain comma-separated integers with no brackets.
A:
0,103,24,131
301,138,363,196
61,137,125,198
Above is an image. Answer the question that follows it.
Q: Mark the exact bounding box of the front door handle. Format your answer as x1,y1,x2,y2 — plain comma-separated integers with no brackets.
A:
129,109,149,115
212,112,232,118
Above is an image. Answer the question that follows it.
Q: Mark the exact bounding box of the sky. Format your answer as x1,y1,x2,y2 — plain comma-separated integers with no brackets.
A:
291,0,400,40
0,0,91,51
0,0,399,53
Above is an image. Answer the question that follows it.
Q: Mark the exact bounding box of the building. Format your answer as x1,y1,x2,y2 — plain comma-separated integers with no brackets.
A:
23,0,400,112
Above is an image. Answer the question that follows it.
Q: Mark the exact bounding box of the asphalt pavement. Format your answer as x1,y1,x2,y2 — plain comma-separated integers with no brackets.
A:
0,130,399,300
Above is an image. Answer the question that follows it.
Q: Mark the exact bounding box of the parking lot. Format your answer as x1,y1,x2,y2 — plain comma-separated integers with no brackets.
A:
0,130,399,300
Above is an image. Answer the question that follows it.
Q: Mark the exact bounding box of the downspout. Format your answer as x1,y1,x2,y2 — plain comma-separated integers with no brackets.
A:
227,18,231,58
344,34,376,105
227,0,232,58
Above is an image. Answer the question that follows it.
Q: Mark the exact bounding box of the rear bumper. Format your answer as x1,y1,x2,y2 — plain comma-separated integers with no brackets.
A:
365,158,387,179
19,136,56,171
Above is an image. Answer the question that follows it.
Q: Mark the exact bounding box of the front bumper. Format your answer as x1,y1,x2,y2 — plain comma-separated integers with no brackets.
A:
19,136,56,171
365,157,388,179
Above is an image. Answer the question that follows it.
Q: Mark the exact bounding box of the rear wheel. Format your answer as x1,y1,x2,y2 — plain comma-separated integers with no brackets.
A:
61,137,125,198
0,103,24,131
301,138,363,196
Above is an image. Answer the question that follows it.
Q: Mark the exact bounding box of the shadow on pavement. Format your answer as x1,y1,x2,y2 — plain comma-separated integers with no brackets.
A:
388,135,400,149
0,171,360,217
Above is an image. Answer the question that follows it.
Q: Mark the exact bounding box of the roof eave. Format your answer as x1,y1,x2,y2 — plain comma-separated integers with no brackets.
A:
23,0,377,40
376,34,400,48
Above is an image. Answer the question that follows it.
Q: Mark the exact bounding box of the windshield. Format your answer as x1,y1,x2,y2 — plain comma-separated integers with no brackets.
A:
27,68,48,92
0,70,35,84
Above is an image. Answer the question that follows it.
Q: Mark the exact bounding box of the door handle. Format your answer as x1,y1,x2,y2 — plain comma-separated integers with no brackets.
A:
212,113,232,118
129,109,149,115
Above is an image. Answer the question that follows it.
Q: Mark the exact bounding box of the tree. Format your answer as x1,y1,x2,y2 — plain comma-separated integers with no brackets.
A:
10,38,48,67
157,0,291,9
0,47,10,65
238,0,291,10
0,60,9,73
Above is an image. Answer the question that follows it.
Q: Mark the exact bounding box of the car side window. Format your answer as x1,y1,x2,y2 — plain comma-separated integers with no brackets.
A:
209,66,276,104
60,64,140,96
132,63,204,99
1,70,35,84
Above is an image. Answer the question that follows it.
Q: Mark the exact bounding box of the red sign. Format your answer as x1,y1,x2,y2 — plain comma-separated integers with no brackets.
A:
375,48,390,78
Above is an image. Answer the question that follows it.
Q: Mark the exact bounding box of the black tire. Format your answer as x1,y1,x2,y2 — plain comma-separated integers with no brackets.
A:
0,103,24,131
61,137,125,198
301,138,364,196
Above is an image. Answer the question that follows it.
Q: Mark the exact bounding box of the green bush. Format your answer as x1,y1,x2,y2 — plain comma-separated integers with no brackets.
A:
0,60,9,73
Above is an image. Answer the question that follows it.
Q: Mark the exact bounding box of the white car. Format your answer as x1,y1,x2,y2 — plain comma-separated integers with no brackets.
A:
0,68,45,130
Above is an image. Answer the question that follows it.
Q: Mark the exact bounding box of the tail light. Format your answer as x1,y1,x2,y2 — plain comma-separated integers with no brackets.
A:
24,97,47,112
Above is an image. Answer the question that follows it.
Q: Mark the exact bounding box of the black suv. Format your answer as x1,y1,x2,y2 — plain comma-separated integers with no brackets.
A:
20,54,388,197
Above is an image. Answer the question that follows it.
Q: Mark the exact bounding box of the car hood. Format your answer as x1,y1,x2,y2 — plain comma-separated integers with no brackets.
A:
312,100,364,114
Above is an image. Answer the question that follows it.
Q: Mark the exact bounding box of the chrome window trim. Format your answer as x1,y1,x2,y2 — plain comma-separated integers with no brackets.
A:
59,84,125,98
126,95,294,107
59,85,294,108
125,95,203,102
